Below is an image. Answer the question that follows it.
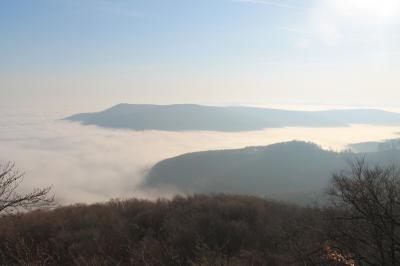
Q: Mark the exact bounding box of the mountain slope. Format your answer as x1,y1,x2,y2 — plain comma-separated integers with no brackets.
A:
143,141,400,202
349,138,400,153
66,104,400,132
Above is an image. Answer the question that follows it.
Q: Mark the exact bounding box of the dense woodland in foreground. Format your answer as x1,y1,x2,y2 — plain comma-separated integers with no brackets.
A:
0,195,325,265
1,160,400,265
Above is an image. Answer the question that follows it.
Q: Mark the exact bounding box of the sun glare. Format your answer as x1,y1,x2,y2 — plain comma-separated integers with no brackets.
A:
329,0,400,25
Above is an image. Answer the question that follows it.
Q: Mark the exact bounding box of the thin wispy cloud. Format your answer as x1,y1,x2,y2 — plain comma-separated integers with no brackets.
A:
294,38,313,48
277,26,313,35
260,59,332,69
377,51,400,56
310,0,400,46
58,0,144,18
234,0,308,10
273,0,400,49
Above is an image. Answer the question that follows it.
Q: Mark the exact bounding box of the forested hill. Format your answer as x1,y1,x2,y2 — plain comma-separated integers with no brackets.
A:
66,104,400,132
349,138,400,153
144,141,400,202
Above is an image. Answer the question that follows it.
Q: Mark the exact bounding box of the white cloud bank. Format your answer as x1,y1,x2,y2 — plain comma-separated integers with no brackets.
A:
1,109,400,205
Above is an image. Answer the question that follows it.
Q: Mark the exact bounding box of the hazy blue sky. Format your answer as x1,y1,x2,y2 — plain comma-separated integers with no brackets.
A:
1,0,400,110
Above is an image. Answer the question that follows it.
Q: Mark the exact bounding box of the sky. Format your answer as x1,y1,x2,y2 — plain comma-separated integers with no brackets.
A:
1,0,400,111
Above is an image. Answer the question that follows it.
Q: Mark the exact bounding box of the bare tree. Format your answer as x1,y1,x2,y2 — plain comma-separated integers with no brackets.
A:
0,162,54,214
326,159,400,266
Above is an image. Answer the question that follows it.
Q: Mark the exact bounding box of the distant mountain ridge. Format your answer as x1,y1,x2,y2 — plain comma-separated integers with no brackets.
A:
65,104,400,132
143,141,400,203
349,138,400,153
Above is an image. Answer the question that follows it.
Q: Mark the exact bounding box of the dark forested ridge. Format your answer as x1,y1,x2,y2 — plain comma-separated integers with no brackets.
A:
65,104,400,131
144,141,400,202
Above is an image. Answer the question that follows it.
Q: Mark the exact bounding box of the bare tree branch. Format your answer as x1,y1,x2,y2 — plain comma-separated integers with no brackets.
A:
327,159,400,266
0,162,54,215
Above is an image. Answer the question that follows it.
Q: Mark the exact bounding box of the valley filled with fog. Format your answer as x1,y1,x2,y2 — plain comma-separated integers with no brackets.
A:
1,108,400,204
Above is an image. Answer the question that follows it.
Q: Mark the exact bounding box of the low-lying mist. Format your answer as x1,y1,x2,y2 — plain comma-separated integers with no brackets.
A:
1,109,400,204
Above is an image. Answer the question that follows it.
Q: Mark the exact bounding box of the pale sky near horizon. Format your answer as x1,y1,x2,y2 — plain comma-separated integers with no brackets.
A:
1,0,400,111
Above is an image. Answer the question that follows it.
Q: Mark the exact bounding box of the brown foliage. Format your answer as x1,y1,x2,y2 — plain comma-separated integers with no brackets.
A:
0,195,334,266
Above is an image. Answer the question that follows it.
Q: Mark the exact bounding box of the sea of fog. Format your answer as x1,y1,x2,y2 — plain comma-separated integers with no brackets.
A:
1,109,400,204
